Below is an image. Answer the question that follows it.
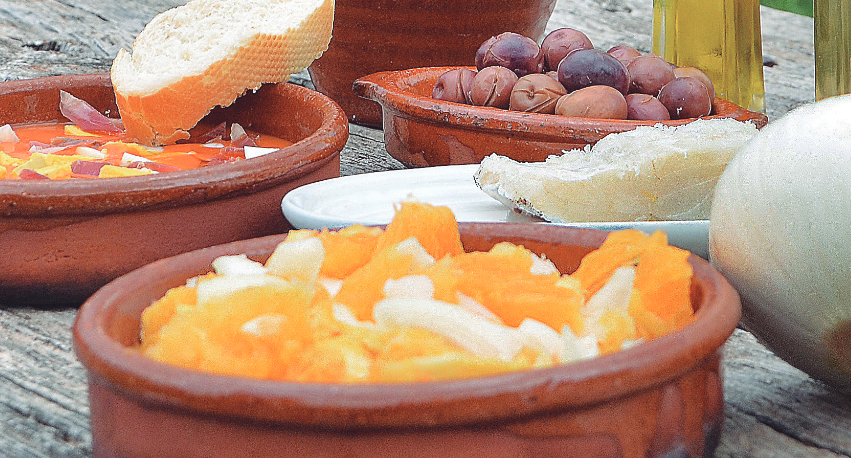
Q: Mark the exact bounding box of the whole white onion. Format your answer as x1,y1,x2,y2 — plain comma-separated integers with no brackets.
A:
709,94,851,393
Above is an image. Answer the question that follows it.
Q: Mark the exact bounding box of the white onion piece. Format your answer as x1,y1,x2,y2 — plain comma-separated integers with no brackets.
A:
530,254,559,275
75,146,106,159
383,275,435,299
373,297,523,362
582,267,635,339
59,90,123,133
121,152,150,164
211,254,267,276
561,325,600,361
517,318,565,362
0,124,19,143
241,314,288,336
319,277,343,297
195,274,290,307
395,237,435,269
265,237,325,282
332,303,375,328
455,293,503,323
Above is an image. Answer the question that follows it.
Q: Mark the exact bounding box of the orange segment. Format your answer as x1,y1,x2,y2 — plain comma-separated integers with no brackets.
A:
570,229,668,298
375,201,463,260
316,224,385,279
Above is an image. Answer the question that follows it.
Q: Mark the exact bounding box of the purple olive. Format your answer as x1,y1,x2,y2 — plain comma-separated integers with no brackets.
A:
474,32,544,77
557,49,630,95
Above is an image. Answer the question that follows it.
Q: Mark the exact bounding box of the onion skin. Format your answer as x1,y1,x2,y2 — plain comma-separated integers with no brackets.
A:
708,94,851,394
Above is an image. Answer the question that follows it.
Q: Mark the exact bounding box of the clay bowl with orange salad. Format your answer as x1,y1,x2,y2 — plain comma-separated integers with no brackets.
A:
74,201,741,458
0,73,347,306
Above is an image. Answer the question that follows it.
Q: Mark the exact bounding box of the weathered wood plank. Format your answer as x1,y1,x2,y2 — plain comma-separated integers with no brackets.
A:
0,1,846,458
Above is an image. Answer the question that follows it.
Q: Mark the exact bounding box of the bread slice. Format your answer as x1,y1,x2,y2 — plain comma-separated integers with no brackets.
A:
473,118,759,223
111,0,335,146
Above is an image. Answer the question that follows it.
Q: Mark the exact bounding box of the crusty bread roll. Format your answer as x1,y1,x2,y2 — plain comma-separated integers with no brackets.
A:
111,0,335,146
474,118,760,223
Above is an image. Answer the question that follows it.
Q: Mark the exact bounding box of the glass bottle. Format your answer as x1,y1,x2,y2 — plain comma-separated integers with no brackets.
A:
814,0,851,100
652,0,766,113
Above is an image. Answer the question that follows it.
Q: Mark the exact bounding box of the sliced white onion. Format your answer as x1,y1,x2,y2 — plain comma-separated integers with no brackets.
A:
0,124,19,143
530,254,559,275
332,303,375,328
517,318,565,362
121,152,150,164
455,293,502,323
395,237,435,269
241,314,288,336
211,254,267,276
265,236,325,282
561,324,600,362
195,274,290,306
582,267,635,339
75,146,106,159
373,297,523,362
383,275,435,299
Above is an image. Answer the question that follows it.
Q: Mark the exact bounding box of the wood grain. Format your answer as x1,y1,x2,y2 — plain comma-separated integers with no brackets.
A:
1,1,847,457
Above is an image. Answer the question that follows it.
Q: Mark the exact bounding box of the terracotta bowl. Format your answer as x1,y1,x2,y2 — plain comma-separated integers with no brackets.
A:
74,223,741,458
353,66,770,167
307,0,556,127
0,74,347,306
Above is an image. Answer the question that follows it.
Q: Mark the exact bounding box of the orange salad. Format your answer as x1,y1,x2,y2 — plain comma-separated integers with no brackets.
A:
139,201,695,383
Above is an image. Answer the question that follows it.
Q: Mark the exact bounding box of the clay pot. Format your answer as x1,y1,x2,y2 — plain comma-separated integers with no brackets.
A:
0,74,347,306
353,66,770,167
74,223,741,458
307,0,557,127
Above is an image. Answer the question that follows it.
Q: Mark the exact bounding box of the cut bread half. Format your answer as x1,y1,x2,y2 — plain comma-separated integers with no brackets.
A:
474,118,760,223
111,0,335,145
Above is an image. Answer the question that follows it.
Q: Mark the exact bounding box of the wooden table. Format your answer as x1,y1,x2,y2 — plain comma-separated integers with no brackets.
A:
2,1,848,457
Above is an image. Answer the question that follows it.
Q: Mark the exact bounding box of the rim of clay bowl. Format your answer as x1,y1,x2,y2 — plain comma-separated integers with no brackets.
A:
353,66,769,140
74,223,742,430
0,74,348,217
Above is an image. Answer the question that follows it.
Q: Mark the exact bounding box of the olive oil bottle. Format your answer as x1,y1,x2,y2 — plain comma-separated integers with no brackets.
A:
652,0,766,113
814,0,851,100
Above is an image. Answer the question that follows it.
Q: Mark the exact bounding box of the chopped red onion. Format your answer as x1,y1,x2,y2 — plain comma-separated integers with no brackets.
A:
59,90,123,133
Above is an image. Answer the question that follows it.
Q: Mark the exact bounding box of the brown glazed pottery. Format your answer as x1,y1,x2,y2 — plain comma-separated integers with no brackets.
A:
307,0,557,127
353,66,770,168
0,74,347,306
74,223,741,458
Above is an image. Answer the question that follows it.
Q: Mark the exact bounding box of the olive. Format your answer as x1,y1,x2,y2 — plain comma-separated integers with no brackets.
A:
607,44,642,66
657,77,713,119
673,66,716,100
432,68,477,104
625,93,671,121
627,54,676,96
469,66,520,108
509,74,567,113
541,28,594,72
554,85,628,119
557,49,630,95
474,32,544,76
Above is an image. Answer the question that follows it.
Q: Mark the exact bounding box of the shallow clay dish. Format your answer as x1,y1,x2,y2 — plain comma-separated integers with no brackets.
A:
307,0,556,127
0,74,347,306
74,223,741,458
353,66,770,167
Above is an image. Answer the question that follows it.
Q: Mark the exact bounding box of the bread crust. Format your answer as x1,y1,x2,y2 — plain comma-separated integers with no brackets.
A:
112,0,335,145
